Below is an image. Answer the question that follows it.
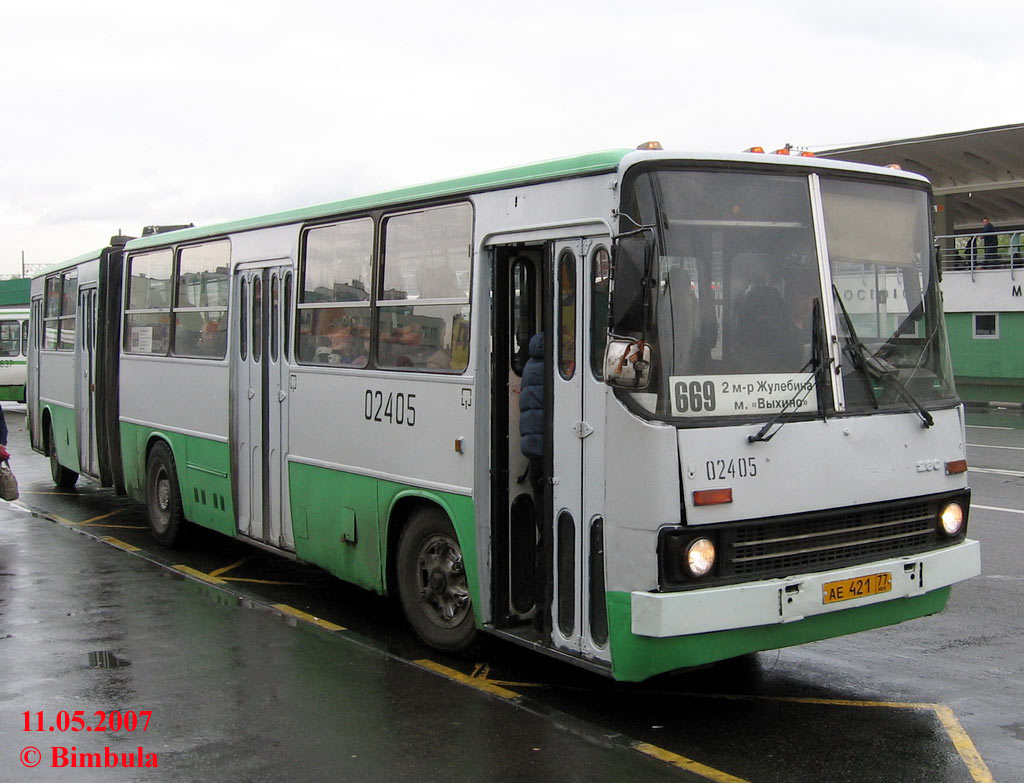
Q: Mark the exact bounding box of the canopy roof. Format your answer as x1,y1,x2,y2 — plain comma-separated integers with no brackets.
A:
821,123,1024,232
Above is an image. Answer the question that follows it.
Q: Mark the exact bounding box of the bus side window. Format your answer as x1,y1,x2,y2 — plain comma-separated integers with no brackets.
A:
377,203,472,371
174,241,230,359
0,321,18,356
297,218,372,368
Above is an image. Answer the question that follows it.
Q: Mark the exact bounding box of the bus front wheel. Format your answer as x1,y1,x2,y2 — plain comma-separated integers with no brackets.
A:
47,421,78,490
397,508,480,653
145,442,186,547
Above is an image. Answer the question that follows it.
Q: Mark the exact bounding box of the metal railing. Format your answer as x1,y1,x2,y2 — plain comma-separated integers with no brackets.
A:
936,231,1021,278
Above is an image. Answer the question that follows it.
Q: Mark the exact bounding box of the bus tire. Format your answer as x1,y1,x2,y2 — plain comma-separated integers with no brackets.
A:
396,507,481,653
145,441,187,548
47,421,78,490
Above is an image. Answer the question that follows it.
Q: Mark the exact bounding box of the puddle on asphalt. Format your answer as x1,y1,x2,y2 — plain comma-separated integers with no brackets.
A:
87,651,131,668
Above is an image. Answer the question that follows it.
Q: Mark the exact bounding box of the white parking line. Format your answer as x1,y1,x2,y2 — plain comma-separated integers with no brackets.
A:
972,504,1024,516
967,443,1024,451
968,467,1024,478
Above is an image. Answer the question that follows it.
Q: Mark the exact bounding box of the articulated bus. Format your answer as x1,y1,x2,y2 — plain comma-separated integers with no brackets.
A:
0,307,30,403
29,146,981,681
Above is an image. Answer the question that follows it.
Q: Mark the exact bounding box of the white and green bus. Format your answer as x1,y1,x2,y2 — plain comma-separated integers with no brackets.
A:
29,146,980,681
0,307,30,403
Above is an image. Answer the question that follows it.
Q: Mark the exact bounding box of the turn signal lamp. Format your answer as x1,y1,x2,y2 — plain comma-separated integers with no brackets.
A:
636,141,663,150
693,488,733,506
945,459,968,475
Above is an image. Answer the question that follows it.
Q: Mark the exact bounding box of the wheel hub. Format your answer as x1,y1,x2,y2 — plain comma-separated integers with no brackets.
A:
417,535,469,628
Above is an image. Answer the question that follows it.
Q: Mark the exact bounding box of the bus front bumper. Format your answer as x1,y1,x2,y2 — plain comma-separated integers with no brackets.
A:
631,539,980,638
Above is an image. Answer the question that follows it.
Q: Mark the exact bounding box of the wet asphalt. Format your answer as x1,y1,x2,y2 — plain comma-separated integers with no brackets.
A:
1,405,1022,783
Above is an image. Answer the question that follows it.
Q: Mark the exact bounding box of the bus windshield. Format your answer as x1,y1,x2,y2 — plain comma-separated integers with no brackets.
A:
614,167,956,422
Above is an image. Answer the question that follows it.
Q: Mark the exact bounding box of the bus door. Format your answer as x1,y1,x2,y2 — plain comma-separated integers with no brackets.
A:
28,297,43,449
233,263,295,551
76,286,100,478
548,238,610,662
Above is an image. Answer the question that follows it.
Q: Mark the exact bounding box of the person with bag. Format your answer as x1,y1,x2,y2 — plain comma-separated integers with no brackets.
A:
0,404,17,501
0,403,8,462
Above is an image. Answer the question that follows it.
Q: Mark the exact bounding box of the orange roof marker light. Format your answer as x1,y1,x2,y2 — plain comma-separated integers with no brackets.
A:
744,146,766,154
636,141,663,150
770,143,816,157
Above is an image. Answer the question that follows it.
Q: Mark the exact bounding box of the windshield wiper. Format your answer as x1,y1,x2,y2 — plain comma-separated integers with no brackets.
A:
747,298,830,444
832,285,934,429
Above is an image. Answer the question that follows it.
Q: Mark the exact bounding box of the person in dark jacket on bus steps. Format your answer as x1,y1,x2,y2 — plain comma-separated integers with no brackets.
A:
519,332,545,501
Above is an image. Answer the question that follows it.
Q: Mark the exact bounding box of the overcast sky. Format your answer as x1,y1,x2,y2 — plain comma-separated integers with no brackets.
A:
3,0,1021,276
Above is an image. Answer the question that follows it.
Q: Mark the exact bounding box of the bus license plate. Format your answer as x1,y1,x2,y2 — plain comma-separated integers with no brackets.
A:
822,572,892,604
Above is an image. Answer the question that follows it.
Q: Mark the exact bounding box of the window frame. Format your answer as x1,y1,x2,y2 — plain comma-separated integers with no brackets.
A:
124,240,230,359
972,312,999,340
42,269,79,352
296,216,374,369
0,320,21,357
294,201,474,374
376,201,474,373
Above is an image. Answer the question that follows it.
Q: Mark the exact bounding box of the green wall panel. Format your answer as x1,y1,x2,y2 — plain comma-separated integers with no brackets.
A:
947,312,1024,380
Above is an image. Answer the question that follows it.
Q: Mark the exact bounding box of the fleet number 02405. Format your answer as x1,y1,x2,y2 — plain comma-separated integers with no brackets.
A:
705,457,757,481
364,390,416,426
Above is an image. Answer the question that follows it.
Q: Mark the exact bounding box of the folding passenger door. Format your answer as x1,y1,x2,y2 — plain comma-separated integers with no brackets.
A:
547,238,610,663
75,286,100,478
233,262,294,550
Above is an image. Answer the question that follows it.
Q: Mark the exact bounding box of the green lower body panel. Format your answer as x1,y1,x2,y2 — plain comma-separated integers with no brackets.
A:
287,460,478,603
45,403,80,474
605,587,952,682
119,423,235,537
0,384,25,402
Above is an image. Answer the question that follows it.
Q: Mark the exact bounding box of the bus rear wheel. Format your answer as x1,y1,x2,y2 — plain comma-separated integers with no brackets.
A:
397,508,480,653
47,421,78,490
146,442,187,547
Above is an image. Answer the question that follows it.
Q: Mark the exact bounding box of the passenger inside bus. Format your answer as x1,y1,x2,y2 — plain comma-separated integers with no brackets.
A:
323,326,367,367
732,284,791,371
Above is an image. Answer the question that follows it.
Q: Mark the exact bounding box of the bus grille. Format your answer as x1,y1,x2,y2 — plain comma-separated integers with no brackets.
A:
658,491,969,590
728,501,935,578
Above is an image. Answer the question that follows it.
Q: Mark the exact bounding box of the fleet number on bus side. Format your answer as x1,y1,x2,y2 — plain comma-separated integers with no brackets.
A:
364,390,417,426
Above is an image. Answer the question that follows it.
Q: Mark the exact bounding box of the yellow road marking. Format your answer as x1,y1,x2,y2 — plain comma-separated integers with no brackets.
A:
210,558,249,577
415,659,521,700
679,693,993,783
422,661,745,782
100,536,140,552
79,510,124,525
81,523,147,529
272,603,345,632
932,705,995,783
634,743,750,783
469,662,545,689
172,564,227,585
222,577,306,586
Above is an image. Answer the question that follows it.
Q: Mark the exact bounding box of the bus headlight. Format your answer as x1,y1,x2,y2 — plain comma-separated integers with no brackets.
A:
938,502,965,536
685,538,716,577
